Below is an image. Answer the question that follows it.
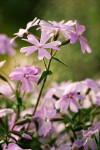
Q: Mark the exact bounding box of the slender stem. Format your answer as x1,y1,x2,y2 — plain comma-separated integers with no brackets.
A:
17,104,20,119
33,56,52,115
43,58,47,69
33,74,47,115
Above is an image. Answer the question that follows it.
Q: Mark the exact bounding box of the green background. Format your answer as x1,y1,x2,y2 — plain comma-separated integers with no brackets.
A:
0,0,100,82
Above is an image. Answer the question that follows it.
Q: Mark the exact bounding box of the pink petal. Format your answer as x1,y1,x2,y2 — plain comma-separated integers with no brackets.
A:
6,143,21,150
38,48,51,60
9,72,23,80
44,41,61,50
22,78,28,91
70,33,78,43
70,100,78,112
40,31,52,44
76,20,85,35
14,28,26,37
29,75,39,83
26,17,39,29
20,46,37,56
56,99,69,112
27,79,34,91
79,37,91,53
23,34,39,45
39,20,53,28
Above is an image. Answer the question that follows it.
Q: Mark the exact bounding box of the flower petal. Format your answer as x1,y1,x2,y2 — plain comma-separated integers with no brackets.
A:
38,48,51,60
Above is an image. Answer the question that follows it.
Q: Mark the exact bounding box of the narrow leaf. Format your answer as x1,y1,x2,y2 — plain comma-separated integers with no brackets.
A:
0,74,8,82
52,57,68,68
37,70,52,84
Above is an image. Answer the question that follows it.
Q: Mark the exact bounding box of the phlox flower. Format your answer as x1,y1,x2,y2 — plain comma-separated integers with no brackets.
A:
39,20,75,37
0,34,16,55
70,20,91,54
56,90,84,113
11,17,40,42
34,106,56,137
20,31,61,60
0,108,14,117
9,65,41,91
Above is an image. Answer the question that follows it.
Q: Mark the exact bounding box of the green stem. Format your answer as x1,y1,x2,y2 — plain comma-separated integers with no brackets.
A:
33,56,52,116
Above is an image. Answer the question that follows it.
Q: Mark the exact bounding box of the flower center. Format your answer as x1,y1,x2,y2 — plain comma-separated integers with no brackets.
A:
44,117,49,122
38,44,43,48
24,73,29,78
67,92,73,98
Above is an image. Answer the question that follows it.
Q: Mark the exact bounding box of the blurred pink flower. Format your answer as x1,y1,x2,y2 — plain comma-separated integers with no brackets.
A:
70,20,91,54
35,106,56,136
20,31,61,59
0,34,16,55
9,65,41,91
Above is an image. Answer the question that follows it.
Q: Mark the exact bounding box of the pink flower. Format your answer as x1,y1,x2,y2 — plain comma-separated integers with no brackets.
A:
20,31,61,60
70,20,91,54
39,20,75,37
34,106,56,136
11,17,40,42
0,34,16,55
56,90,84,113
9,65,41,91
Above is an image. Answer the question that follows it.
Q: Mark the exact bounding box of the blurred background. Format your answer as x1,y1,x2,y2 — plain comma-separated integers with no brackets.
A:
0,0,100,82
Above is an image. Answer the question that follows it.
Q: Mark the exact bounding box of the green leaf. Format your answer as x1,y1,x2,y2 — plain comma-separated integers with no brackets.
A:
37,70,52,84
16,96,22,106
52,57,68,68
0,74,8,82
0,118,5,129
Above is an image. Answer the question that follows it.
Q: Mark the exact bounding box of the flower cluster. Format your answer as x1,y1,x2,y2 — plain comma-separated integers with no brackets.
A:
0,17,99,150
